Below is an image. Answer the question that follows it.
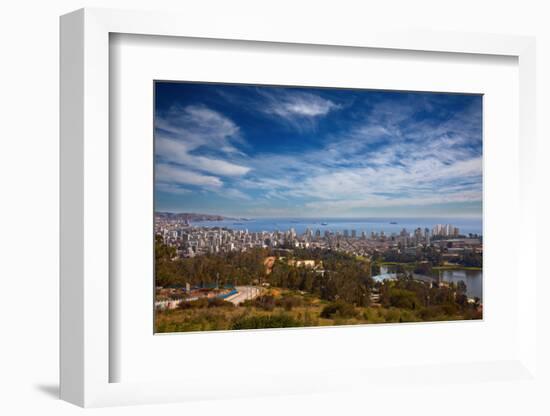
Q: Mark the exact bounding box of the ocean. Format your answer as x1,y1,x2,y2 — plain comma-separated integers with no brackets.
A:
190,217,483,236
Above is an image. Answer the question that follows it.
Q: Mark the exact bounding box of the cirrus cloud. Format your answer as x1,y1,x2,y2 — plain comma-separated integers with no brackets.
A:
156,163,223,189
154,83,482,218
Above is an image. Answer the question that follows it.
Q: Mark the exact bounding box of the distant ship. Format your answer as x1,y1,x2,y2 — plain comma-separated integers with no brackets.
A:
389,221,398,224
321,222,328,226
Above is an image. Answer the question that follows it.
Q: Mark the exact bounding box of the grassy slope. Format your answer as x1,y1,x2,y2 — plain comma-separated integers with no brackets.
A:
155,290,474,333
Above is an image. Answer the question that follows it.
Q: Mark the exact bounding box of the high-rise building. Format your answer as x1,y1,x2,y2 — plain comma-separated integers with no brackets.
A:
414,227,423,242
432,224,459,237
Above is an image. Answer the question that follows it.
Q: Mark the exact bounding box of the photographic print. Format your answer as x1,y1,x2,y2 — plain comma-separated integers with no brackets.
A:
154,82,483,333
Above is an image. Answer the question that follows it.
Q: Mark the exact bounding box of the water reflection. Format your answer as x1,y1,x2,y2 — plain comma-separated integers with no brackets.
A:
377,265,482,300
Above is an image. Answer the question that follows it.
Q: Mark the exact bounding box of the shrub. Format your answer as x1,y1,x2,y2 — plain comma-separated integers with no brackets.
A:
277,294,303,311
378,308,401,323
254,295,276,311
387,288,420,309
398,310,419,323
440,303,458,315
417,304,457,321
231,313,301,330
179,297,208,309
320,301,357,319
463,308,482,320
207,298,235,308
417,306,440,320
179,297,234,310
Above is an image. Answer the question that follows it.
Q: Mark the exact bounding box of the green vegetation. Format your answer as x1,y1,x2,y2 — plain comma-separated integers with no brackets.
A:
457,251,483,268
320,300,357,319
155,238,482,332
155,235,267,288
232,313,301,330
242,293,305,311
178,297,235,310
156,236,373,306
155,285,481,333
380,245,482,270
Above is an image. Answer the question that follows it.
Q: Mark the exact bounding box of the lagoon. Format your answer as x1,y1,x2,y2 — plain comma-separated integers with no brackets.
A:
378,265,482,300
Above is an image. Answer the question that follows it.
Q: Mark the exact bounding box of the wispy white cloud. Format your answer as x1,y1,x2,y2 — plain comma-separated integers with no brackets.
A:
237,98,482,215
156,163,223,188
258,90,341,131
155,86,482,217
303,189,482,211
156,137,250,177
155,183,192,195
266,92,339,118
155,104,253,198
156,104,243,153
220,188,253,200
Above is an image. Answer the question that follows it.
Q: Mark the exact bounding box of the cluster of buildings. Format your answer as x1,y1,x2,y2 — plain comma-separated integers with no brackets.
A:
156,218,309,257
431,223,461,237
155,218,481,260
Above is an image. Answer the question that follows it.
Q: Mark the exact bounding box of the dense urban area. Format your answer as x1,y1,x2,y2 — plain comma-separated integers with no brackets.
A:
155,213,483,332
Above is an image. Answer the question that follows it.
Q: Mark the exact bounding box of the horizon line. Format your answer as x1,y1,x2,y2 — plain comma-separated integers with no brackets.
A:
155,211,482,220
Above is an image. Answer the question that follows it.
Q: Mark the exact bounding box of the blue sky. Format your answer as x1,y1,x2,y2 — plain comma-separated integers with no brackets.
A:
154,82,482,218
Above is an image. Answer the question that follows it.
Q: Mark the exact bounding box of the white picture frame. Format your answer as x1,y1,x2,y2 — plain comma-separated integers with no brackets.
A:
60,7,538,408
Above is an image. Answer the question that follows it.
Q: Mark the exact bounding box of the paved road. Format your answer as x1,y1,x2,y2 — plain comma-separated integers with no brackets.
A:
226,286,261,305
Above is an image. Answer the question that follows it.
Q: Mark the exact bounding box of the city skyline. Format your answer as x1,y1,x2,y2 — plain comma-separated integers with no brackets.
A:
156,213,480,265
155,82,483,218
